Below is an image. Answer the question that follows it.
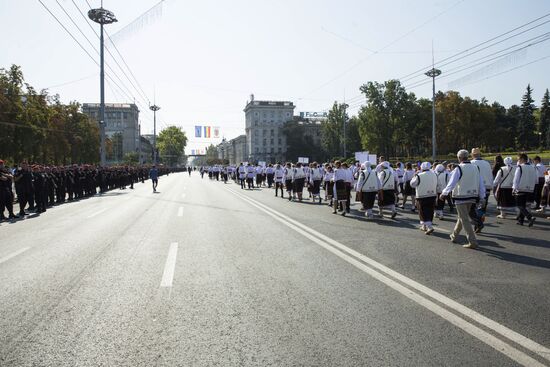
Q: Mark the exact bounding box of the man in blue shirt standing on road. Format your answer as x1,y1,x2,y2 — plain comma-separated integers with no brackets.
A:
150,165,159,193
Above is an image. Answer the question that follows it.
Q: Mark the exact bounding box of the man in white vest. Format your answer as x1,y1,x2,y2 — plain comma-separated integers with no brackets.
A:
440,149,485,249
512,153,537,227
411,162,438,234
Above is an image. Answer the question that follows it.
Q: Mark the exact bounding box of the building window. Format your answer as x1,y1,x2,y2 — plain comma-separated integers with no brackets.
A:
263,138,267,145
123,112,128,119
270,129,274,136
270,111,274,118
270,138,274,145
286,112,290,118
263,129,267,136
254,112,259,117
278,138,282,145
263,112,266,118
278,147,282,153
255,147,259,153
270,147,274,153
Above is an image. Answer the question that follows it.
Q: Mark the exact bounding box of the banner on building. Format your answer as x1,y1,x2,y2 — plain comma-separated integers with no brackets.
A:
195,126,202,138
213,126,220,138
300,111,328,120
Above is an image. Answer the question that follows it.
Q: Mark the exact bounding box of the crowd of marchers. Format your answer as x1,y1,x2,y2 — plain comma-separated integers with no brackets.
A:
199,149,549,250
0,161,175,221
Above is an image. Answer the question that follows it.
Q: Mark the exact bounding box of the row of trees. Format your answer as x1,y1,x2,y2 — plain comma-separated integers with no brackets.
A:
317,80,550,160
0,65,100,164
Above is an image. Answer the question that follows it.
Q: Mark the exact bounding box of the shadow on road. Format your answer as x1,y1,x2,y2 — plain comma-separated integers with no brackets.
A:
478,247,550,269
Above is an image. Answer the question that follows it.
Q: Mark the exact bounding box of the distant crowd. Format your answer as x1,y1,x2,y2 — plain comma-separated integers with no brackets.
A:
198,149,549,249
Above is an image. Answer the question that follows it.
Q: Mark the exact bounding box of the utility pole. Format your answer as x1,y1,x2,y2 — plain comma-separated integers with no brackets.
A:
149,104,160,165
425,44,441,162
88,5,117,167
343,105,347,159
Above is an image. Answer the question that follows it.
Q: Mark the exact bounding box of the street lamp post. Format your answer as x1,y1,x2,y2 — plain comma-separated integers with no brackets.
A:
88,6,117,167
149,104,160,165
425,67,441,162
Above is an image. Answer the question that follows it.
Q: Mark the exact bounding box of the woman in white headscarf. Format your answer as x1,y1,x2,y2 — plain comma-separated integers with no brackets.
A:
493,156,516,218
355,161,381,219
411,162,438,234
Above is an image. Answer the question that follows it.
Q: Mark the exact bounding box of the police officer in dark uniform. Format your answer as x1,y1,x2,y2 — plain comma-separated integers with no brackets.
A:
0,159,18,220
13,162,34,216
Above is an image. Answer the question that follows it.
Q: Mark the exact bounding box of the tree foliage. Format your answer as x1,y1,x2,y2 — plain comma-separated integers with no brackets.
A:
157,125,187,167
0,64,99,164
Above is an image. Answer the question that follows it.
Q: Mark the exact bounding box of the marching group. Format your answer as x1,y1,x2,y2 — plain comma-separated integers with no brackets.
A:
0,161,174,221
201,148,549,249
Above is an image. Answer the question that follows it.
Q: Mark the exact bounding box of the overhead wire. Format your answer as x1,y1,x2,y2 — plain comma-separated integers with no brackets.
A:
300,0,466,99
398,12,550,83
403,33,550,90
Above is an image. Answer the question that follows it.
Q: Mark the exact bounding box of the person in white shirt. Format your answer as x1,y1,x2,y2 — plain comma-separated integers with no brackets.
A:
541,167,550,213
355,161,381,219
395,162,404,206
292,162,306,202
400,162,416,212
343,162,354,214
533,156,546,210
237,163,246,189
309,162,324,204
246,164,255,189
265,164,275,188
376,161,399,219
470,147,493,217
493,157,516,218
283,163,294,201
411,162,438,234
512,153,537,227
440,149,485,249
434,164,449,220
331,161,349,216
274,163,285,198
323,164,334,205
255,165,264,187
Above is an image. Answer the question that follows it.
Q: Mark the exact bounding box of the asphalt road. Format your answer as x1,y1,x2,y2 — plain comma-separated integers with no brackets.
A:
1,173,549,366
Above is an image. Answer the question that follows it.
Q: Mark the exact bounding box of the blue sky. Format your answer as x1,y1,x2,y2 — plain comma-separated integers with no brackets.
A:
1,0,549,153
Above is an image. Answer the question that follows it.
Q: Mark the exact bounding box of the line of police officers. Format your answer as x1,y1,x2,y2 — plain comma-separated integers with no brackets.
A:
0,160,174,221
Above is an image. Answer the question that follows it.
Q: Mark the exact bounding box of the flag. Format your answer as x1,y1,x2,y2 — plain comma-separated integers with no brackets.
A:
195,126,202,138
203,126,211,138
191,149,195,155
213,126,220,138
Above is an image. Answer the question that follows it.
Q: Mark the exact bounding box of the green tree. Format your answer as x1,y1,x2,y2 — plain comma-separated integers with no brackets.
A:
539,88,550,148
322,102,348,158
282,120,325,162
157,126,188,167
357,80,413,157
123,152,139,165
517,84,536,149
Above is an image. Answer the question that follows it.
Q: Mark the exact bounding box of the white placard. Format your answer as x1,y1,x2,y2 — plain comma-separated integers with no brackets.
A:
298,157,309,164
258,161,266,167
368,155,377,165
354,151,369,163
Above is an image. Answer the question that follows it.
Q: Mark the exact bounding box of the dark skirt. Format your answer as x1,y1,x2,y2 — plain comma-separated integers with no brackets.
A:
361,191,377,209
325,181,334,199
285,179,293,192
496,187,515,208
312,180,321,195
334,180,348,201
416,196,436,222
379,189,396,207
293,178,305,193
403,181,414,195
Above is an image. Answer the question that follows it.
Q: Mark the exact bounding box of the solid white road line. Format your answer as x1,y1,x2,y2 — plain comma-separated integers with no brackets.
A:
87,208,107,218
177,207,184,217
226,187,550,366
160,242,178,287
0,247,30,265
